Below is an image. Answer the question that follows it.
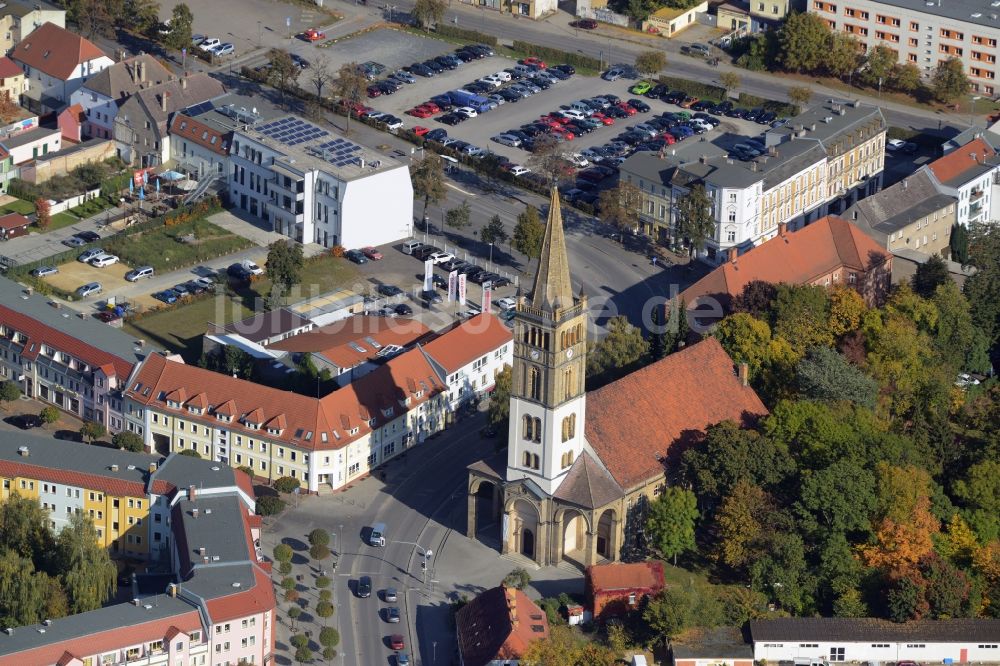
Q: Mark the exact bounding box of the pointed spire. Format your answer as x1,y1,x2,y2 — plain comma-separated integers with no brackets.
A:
530,187,574,311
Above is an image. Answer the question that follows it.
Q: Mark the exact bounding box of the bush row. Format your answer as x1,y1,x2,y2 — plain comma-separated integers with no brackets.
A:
736,92,797,117
511,41,601,71
656,75,727,102
434,24,497,46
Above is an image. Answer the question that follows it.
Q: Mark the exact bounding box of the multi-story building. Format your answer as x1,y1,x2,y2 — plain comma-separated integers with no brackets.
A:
845,170,957,256
0,433,276,665
921,136,1000,226
229,113,414,249
0,57,28,104
420,313,514,410
124,313,510,492
70,54,173,140
0,0,65,54
0,276,153,431
620,99,886,263
9,22,113,114
809,0,1000,96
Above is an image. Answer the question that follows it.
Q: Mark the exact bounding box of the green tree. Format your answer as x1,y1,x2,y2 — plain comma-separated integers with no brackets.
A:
265,240,304,292
78,421,106,444
714,313,773,379
333,63,368,137
912,254,950,297
281,576,296,591
643,587,693,640
111,431,144,452
772,284,833,354
0,380,20,409
646,487,698,564
503,567,531,590
319,626,340,649
39,406,60,428
713,480,773,571
445,199,472,230
513,205,545,261
71,0,124,39
597,181,642,234
274,476,300,493
952,460,1000,543
127,0,161,34
833,588,869,617
933,280,991,373
309,529,330,547
487,364,512,429
779,11,832,73
736,32,778,71
963,222,1000,347
412,0,447,27
480,214,509,248
256,496,285,516
586,316,649,388
295,645,313,664
0,549,50,626
824,32,862,80
749,529,809,613
674,184,715,258
410,153,447,222
950,223,969,264
932,57,971,102
309,543,330,561
795,459,877,539
165,2,193,49
316,600,334,622
635,50,667,76
719,71,741,97
56,513,117,614
891,62,923,92
268,48,301,103
860,44,896,88
316,576,331,589
273,543,293,564
288,606,302,630
796,346,878,408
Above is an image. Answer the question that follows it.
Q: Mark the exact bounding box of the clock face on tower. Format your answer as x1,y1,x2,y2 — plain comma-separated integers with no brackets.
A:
530,350,540,360
566,348,574,359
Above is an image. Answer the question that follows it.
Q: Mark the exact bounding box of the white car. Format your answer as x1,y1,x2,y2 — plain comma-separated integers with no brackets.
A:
567,153,590,168
383,117,404,130
214,43,235,57
199,38,221,51
192,276,216,289
509,166,531,177
241,260,263,276
561,109,586,121
429,251,454,265
494,70,512,82
478,76,502,89
886,138,906,151
89,253,119,268
454,106,478,118
495,297,517,310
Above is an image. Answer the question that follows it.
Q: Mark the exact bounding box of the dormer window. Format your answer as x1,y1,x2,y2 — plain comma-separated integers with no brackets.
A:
368,418,376,427
382,408,394,418
266,427,282,435
349,427,359,435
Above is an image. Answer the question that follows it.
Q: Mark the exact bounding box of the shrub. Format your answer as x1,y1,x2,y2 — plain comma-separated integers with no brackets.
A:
434,24,497,45
319,589,332,601
319,626,340,648
279,561,293,575
308,528,330,547
656,75,726,102
236,465,255,479
273,543,293,563
290,633,309,649
256,495,285,516
281,577,296,591
315,576,331,589
736,92,797,116
39,406,60,427
273,476,301,493
512,40,601,70
309,544,330,561
316,600,334,619
178,449,202,458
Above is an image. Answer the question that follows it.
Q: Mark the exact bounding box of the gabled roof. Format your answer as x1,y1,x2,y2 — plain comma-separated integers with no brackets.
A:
0,212,30,230
10,22,107,80
269,315,433,370
679,215,888,312
0,56,24,79
926,137,999,188
750,617,1000,643
170,112,233,158
456,585,550,666
585,338,767,489
82,53,172,99
221,308,312,343
587,561,665,594
121,73,225,134
847,171,955,238
553,451,622,509
419,312,511,374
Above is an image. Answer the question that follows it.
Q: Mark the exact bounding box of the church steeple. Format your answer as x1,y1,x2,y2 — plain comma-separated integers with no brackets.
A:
530,188,574,311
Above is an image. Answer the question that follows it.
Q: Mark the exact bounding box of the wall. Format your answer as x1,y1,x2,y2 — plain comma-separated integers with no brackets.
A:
5,130,61,165
21,142,114,185
339,164,414,249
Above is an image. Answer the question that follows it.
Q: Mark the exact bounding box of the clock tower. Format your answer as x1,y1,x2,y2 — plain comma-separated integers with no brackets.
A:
506,188,588,496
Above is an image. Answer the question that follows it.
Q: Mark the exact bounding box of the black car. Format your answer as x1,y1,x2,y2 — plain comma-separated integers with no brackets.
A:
531,76,551,90
663,90,686,105
690,100,714,111
413,246,439,260
290,54,309,69
411,63,434,77
553,63,576,75
546,68,569,80
4,414,42,430
605,106,628,119
420,289,443,304
711,101,734,115
424,59,445,73
454,49,476,62
344,249,368,264
627,98,651,113
646,84,668,99
377,284,404,297
75,230,100,243
465,82,491,94
435,56,458,70
438,113,462,126
432,273,448,289
499,88,521,103
725,106,746,118
757,111,777,124
430,94,453,109
492,275,512,288
425,128,448,142
377,80,399,94
742,108,764,122
394,303,414,316
358,576,372,598
227,263,253,280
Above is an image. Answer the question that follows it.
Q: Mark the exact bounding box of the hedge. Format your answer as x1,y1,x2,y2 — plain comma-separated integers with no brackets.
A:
511,41,601,71
434,24,497,46
656,75,726,102
736,92,797,117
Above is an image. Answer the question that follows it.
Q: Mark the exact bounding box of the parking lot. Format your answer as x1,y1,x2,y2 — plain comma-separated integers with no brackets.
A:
43,258,135,303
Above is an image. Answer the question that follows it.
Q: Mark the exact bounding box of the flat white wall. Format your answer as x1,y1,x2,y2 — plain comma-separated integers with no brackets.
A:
340,165,413,249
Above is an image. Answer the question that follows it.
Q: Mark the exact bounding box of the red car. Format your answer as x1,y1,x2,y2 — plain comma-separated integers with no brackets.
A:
339,100,368,116
551,126,574,140
389,635,405,650
616,103,637,116
407,107,433,118
570,18,598,29
302,27,326,41
362,246,383,260
592,112,614,125
413,125,430,136
680,96,700,109
366,86,382,98
661,132,676,145
521,57,547,69
421,101,441,113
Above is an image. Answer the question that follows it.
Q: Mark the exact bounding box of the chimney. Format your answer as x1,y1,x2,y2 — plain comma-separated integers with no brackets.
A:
902,179,908,189
738,362,749,387
138,60,145,83
160,92,169,112
16,446,28,457
110,464,119,472
192,508,200,519
148,462,157,473
778,221,787,236
168,583,178,598
750,161,758,171
188,484,196,501
180,77,187,90
136,339,145,347
837,107,846,115
699,154,708,164
809,123,817,131
727,247,738,263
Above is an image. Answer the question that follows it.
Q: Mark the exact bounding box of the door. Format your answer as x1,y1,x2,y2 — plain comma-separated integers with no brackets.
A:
521,528,535,558
960,649,968,663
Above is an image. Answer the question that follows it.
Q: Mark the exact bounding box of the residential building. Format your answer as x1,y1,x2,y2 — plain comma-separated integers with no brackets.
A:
641,3,708,36
679,215,892,328
0,212,30,240
57,102,84,142
921,137,1000,226
0,276,154,431
466,189,768,568
585,561,665,622
70,54,173,140
673,627,755,666
0,57,27,103
0,433,276,666
113,72,226,167
808,0,1000,96
750,617,1000,663
0,125,59,164
229,113,414,249
455,584,551,666
10,22,113,114
267,314,434,385
940,126,1000,155
419,312,513,409
0,0,65,54
217,308,315,347
620,99,886,263
844,170,957,257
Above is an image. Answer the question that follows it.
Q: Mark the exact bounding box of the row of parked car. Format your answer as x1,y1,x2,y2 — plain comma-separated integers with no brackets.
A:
627,80,787,127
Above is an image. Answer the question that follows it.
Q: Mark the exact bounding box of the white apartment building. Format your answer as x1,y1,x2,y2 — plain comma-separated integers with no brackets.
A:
620,99,886,263
809,0,1000,96
922,135,1000,225
420,312,514,410
229,114,413,249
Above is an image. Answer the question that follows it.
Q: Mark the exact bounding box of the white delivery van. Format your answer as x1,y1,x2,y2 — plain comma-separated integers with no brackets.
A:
369,522,386,547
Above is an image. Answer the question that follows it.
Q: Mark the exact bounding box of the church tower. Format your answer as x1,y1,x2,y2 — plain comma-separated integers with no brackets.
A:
506,188,588,496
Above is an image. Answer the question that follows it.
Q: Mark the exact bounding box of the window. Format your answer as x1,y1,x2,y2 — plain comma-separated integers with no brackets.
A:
527,366,541,400
522,415,541,442
560,450,575,469
521,452,540,469
906,645,926,649
871,644,889,648
830,648,845,662
561,414,576,442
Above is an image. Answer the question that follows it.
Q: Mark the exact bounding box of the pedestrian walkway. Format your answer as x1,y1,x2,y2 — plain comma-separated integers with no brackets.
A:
207,210,327,258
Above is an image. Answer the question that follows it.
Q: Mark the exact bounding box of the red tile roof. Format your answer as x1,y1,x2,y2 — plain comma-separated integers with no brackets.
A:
456,585,550,666
0,212,29,231
268,315,433,370
928,137,996,185
11,22,107,80
0,458,172,498
0,302,135,379
679,215,887,310
585,338,767,489
587,561,665,593
0,56,24,79
169,113,232,157
206,566,276,623
420,312,513,374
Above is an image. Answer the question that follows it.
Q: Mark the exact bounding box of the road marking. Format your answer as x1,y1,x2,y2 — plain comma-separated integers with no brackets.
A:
446,182,476,196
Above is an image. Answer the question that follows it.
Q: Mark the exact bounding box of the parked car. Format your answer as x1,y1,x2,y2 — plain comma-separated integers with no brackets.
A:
630,80,653,95
602,68,624,81
89,253,120,268
570,18,598,28
199,37,221,51
362,247,383,260
377,284,404,297
394,303,413,316
214,43,235,57
125,266,155,281
429,251,455,264
344,249,368,264
302,27,326,41
357,576,372,598
389,635,405,650
31,266,58,277
77,248,105,263
241,260,263,275
62,236,86,248
627,99,651,113
420,289,443,305
152,289,179,304
227,263,253,280
386,607,401,623
495,297,517,310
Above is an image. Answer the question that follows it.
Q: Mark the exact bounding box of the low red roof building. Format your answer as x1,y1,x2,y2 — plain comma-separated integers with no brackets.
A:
0,212,30,240
57,103,84,142
585,561,666,622
456,584,550,666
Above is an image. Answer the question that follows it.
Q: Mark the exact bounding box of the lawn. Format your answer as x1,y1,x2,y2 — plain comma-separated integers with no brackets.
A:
0,199,35,215
105,218,253,271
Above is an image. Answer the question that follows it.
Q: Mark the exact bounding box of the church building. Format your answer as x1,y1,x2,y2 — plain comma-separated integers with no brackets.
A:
466,188,768,568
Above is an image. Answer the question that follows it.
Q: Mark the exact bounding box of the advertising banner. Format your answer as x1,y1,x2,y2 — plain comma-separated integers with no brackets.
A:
458,273,467,305
423,259,434,292
482,281,492,312
447,270,457,302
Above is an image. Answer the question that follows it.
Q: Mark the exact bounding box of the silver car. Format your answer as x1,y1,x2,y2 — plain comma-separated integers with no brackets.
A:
78,248,105,263
76,282,102,298
31,266,58,277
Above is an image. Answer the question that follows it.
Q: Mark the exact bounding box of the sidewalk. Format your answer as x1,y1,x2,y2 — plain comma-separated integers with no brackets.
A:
0,203,133,267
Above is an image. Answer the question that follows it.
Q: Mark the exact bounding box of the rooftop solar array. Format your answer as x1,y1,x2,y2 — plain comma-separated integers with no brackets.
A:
256,117,329,146
312,137,363,168
183,100,215,117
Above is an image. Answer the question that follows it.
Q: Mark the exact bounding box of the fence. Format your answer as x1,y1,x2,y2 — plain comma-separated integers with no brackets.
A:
48,188,102,215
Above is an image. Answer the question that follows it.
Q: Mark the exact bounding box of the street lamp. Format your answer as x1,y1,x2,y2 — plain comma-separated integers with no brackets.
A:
488,241,494,269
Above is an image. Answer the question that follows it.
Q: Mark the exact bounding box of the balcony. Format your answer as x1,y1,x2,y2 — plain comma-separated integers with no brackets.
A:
969,189,985,202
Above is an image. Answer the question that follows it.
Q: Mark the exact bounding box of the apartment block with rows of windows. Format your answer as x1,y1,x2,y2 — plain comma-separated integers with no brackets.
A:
809,0,1000,96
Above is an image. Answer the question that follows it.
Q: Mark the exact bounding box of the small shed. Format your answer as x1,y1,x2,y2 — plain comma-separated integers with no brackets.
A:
0,212,31,240
642,1,708,36
585,561,666,622
672,626,754,666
